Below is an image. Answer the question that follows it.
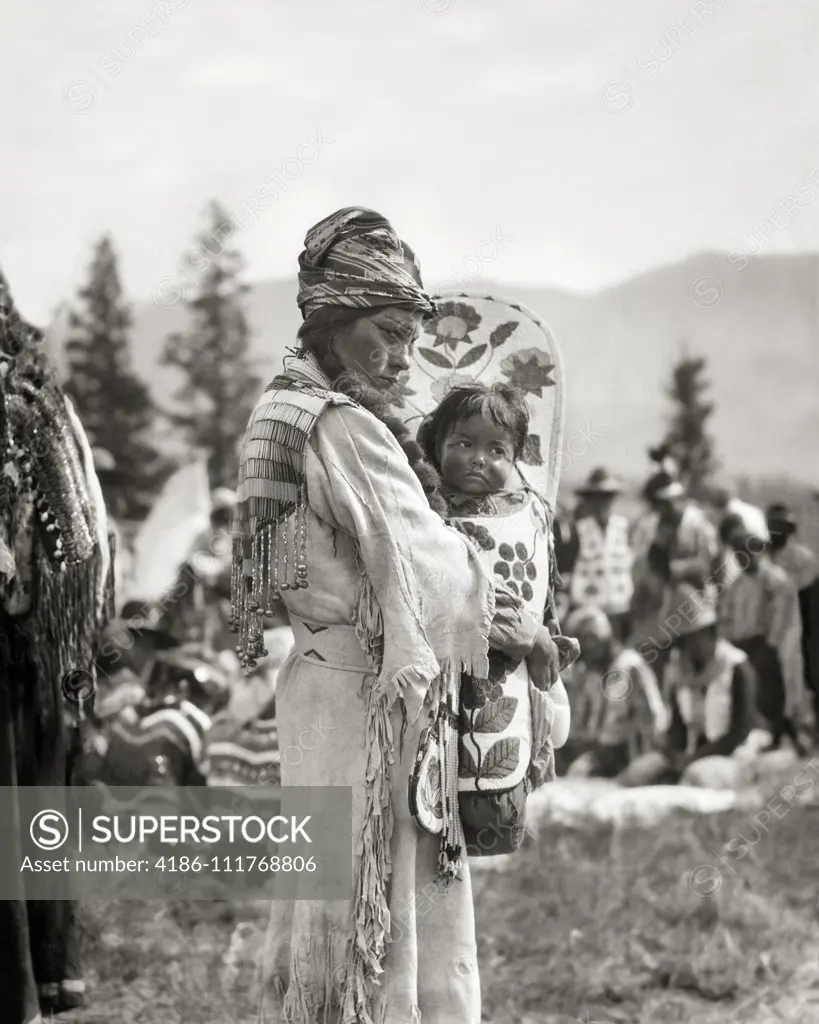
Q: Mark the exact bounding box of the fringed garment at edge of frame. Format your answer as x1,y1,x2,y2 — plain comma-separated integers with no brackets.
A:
1,374,114,730
232,372,487,1023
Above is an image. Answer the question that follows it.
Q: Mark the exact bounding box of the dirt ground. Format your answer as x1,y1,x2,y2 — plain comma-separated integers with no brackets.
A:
54,788,819,1024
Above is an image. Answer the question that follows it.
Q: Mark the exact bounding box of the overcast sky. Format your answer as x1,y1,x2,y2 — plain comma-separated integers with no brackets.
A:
3,0,819,322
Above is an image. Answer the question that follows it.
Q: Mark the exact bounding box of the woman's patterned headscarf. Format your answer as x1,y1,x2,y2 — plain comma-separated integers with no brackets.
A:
296,206,436,320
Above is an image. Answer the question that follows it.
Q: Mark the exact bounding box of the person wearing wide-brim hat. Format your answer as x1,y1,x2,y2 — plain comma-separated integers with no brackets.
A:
767,503,819,741
620,582,764,788
567,468,634,642
575,467,623,498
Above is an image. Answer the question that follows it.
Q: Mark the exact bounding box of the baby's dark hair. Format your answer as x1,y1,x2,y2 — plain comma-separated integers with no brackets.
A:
417,382,529,471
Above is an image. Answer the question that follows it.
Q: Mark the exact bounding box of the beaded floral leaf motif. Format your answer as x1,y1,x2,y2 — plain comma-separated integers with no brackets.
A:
456,343,488,370
489,320,519,349
472,696,518,734
460,674,504,711
478,738,520,780
521,433,543,466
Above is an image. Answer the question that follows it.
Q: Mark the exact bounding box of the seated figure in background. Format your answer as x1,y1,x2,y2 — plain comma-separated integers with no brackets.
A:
557,606,668,779
77,600,179,783
98,647,228,787
620,583,766,788
201,626,292,787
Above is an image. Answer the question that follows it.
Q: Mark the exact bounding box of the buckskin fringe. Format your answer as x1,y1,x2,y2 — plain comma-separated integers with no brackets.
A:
339,567,493,1019
338,573,398,1023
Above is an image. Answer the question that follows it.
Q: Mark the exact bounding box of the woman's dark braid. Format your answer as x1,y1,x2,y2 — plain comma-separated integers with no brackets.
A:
331,370,449,518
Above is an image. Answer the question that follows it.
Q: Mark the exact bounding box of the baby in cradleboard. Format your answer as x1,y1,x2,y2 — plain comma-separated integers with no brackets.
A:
417,382,579,857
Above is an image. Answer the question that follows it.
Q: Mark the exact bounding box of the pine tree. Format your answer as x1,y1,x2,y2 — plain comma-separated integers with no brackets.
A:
64,235,169,521
162,201,261,489
660,350,719,498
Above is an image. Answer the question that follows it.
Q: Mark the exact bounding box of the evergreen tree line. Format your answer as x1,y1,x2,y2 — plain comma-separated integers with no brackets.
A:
64,198,719,523
64,200,261,521
651,350,719,500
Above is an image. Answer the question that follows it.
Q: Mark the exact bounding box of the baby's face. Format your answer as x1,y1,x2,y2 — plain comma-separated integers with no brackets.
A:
438,415,516,495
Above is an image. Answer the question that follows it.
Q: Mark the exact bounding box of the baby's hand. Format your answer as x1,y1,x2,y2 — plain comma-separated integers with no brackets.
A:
554,635,581,672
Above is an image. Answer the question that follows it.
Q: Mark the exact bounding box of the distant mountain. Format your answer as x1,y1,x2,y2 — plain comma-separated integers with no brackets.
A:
49,251,819,486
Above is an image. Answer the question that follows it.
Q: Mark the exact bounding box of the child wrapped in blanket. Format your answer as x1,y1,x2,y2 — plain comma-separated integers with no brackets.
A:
417,383,579,855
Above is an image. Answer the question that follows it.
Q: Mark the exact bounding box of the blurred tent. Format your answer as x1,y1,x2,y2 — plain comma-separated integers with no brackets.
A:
126,456,211,604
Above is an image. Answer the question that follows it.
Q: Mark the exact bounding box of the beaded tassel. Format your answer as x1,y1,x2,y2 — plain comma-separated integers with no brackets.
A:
264,524,275,615
295,485,308,588
272,522,280,594
436,677,464,885
281,515,290,590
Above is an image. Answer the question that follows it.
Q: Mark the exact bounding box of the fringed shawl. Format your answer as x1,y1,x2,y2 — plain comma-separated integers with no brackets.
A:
231,355,356,667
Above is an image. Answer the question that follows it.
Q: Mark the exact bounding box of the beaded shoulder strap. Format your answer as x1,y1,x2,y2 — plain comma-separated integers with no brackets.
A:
230,375,355,667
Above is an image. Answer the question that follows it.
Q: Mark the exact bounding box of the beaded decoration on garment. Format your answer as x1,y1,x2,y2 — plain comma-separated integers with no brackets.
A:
1,356,112,722
230,354,355,668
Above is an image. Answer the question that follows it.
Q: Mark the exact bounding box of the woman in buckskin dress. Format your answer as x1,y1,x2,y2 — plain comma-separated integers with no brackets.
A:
232,208,560,1024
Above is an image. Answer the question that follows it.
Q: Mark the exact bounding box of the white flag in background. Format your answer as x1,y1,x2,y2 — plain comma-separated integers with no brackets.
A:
127,456,211,603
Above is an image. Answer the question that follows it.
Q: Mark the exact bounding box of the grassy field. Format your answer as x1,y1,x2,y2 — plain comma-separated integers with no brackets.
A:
65,787,819,1024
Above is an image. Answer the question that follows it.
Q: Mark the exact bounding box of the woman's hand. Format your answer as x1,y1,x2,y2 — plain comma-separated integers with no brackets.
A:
488,583,538,659
527,623,562,690
554,634,581,672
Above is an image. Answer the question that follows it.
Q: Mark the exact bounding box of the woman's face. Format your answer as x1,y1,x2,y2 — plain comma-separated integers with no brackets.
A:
331,306,421,389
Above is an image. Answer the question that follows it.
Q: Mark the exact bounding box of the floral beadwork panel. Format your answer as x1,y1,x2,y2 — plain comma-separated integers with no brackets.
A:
392,294,565,505
450,498,550,794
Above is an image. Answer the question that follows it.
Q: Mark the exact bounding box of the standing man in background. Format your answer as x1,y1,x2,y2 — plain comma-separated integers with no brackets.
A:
630,471,719,682
766,503,818,743
568,468,634,642
719,516,805,753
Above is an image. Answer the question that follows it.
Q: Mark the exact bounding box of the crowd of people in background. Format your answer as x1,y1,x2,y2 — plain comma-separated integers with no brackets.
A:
89,448,819,799
553,452,819,787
